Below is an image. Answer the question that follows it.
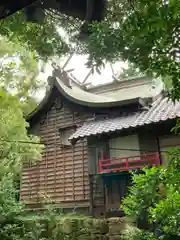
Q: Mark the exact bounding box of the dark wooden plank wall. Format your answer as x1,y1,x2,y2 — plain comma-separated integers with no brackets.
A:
20,96,94,209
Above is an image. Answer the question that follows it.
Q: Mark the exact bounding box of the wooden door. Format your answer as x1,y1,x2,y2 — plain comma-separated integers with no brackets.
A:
103,173,131,215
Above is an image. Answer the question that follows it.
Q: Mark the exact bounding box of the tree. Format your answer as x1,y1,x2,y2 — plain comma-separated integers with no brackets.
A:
0,36,46,114
1,1,179,99
0,89,43,177
87,0,180,99
0,88,43,239
1,12,71,59
121,148,180,239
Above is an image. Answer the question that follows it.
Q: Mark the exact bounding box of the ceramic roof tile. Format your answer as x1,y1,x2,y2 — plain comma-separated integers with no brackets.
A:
69,96,180,141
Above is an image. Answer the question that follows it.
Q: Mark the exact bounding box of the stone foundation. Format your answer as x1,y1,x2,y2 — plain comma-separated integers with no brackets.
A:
56,216,134,239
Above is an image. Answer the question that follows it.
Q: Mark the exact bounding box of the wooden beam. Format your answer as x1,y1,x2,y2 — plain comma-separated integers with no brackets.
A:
89,174,94,216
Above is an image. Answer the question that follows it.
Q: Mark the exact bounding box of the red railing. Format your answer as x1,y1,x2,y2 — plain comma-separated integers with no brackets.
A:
98,152,160,173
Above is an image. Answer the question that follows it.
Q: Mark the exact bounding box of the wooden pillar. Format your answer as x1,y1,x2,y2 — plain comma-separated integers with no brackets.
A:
102,176,108,218
156,135,162,165
89,174,94,217
102,177,106,217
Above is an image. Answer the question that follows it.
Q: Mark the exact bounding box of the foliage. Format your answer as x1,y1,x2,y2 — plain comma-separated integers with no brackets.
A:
121,224,141,240
0,88,43,240
0,203,120,240
0,36,46,114
149,148,180,237
0,89,43,171
0,174,24,240
121,227,157,240
121,147,180,239
119,62,145,80
1,1,179,99
87,0,180,99
1,12,70,60
121,167,162,222
134,231,157,240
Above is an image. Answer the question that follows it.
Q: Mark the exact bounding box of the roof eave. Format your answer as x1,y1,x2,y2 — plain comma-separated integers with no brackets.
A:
26,85,54,123
54,77,148,108
26,76,152,125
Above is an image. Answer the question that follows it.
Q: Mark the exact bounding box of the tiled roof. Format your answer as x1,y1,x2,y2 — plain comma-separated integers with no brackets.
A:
69,95,180,142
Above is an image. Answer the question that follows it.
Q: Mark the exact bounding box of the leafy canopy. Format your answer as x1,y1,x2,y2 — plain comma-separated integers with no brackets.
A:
0,36,47,114
2,1,179,98
87,0,180,99
1,12,70,60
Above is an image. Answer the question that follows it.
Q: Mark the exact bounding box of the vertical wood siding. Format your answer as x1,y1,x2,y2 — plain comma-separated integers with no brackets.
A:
20,97,92,208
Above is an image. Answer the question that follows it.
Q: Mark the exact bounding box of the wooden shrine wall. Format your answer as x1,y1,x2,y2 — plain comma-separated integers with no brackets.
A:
20,96,94,210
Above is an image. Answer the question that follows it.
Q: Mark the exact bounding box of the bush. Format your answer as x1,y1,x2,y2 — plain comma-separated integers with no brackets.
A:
121,148,180,239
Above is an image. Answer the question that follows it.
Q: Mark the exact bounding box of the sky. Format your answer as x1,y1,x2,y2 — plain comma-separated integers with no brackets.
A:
59,55,128,85
37,54,128,100
40,55,128,86
37,55,127,100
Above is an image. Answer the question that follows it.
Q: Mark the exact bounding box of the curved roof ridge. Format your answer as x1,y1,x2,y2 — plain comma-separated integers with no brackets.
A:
54,76,147,107
27,75,156,123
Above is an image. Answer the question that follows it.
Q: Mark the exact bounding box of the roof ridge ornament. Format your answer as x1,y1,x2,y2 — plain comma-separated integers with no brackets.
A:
47,76,55,86
52,62,72,88
51,51,94,90
51,52,76,88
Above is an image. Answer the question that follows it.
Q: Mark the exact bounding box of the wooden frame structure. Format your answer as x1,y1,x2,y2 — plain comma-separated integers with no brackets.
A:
21,74,180,216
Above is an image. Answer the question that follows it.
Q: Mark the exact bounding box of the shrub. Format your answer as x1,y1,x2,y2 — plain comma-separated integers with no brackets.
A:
121,148,180,239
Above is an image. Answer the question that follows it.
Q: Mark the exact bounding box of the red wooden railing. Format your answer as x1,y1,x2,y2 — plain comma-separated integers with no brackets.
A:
98,152,160,173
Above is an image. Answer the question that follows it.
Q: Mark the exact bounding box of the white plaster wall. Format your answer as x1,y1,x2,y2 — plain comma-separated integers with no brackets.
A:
109,134,140,159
